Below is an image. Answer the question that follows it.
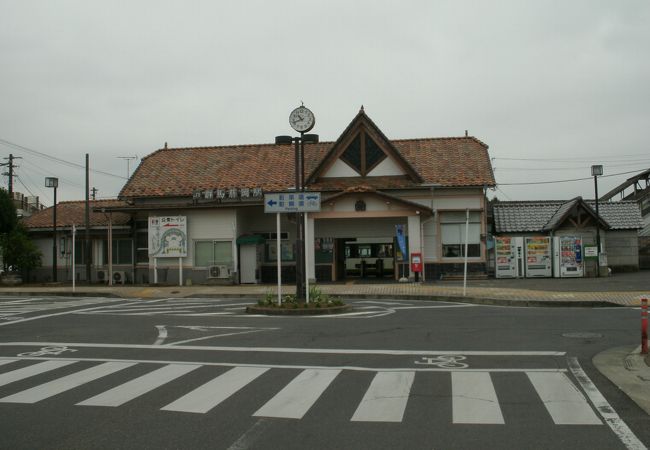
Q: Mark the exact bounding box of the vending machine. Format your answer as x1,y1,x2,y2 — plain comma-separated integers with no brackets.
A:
553,236,583,278
525,236,552,277
495,237,524,278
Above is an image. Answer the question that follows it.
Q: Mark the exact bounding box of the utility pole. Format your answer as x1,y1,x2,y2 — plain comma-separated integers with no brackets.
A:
91,187,98,200
1,154,21,195
85,154,91,283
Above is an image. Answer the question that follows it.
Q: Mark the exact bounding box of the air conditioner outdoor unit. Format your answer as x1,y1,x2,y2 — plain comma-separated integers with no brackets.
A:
96,270,108,284
208,265,230,279
112,270,127,285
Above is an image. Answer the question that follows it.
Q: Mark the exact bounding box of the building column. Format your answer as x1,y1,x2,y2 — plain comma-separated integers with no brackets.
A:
306,214,315,282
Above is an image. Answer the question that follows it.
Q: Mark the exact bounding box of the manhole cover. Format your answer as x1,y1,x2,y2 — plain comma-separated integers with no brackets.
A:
562,332,603,339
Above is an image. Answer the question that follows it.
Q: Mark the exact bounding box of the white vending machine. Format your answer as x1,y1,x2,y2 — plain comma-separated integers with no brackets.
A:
525,236,552,277
553,236,584,278
495,237,524,278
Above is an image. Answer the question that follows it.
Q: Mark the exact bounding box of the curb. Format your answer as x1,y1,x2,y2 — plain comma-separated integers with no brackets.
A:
0,290,628,307
593,345,650,416
245,304,352,316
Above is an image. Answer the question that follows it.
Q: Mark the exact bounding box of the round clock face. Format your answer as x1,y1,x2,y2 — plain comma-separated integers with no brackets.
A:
289,106,315,133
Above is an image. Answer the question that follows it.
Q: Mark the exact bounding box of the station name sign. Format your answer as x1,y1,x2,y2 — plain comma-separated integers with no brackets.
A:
192,187,263,203
264,192,321,213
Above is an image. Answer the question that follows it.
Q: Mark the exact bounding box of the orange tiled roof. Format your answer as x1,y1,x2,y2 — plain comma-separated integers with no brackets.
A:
120,136,494,199
120,109,494,199
22,199,131,229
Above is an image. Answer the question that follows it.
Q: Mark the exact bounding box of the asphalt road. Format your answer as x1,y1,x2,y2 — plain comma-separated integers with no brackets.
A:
0,295,647,450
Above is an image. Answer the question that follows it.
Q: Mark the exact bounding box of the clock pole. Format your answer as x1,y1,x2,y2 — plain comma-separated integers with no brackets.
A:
275,105,318,303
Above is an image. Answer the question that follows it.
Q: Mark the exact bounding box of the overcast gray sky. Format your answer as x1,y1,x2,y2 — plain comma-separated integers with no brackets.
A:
1,0,649,205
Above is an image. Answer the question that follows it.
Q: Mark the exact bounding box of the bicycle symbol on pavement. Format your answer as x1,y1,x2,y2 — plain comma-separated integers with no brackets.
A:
414,355,468,368
18,346,78,357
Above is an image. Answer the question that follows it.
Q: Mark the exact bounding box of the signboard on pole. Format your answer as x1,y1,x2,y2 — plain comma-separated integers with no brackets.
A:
264,192,321,213
148,216,187,257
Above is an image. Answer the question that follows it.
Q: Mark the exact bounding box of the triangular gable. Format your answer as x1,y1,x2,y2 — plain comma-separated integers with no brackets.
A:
307,107,423,184
542,197,610,231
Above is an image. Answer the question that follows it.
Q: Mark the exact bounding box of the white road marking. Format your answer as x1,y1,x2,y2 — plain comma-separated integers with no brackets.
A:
0,359,17,367
0,299,160,328
77,363,199,407
254,369,340,419
0,361,135,403
3,356,568,373
568,357,646,450
166,329,276,346
0,359,608,427
153,325,280,346
226,418,271,450
154,325,168,345
355,301,412,306
0,341,566,357
351,371,414,422
174,312,234,316
0,360,77,387
527,372,601,425
161,366,268,414
452,372,504,424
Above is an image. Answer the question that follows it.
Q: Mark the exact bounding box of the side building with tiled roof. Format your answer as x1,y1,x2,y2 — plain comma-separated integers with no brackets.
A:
21,199,132,283
25,108,496,285
492,198,642,277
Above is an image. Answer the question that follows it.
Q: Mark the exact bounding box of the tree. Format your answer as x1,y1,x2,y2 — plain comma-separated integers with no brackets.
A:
0,188,17,235
0,188,42,276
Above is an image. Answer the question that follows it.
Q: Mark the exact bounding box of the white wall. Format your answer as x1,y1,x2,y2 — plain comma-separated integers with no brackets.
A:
422,218,438,260
367,157,404,176
322,159,358,177
315,217,403,238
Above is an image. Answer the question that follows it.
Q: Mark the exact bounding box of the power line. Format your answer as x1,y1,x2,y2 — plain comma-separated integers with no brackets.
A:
0,138,127,181
20,157,84,188
493,153,650,163
498,169,642,186
496,162,650,171
16,177,37,198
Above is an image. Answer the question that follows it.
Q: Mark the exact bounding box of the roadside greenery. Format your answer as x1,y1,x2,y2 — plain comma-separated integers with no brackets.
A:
258,285,344,308
0,188,42,277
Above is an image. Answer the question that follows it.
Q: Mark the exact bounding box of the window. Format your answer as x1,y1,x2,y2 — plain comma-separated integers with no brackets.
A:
266,241,294,262
441,211,481,258
194,240,233,267
340,135,362,173
102,239,134,265
339,132,387,175
136,232,149,264
73,240,91,265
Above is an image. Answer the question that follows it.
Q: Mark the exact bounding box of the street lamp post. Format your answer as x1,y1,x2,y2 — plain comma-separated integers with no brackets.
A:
591,165,603,277
45,177,59,282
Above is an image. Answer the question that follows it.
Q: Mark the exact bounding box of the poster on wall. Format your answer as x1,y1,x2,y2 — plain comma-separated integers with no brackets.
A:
148,216,188,257
396,224,407,261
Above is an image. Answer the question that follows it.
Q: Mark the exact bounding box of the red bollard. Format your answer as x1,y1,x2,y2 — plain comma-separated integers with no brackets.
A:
642,297,648,355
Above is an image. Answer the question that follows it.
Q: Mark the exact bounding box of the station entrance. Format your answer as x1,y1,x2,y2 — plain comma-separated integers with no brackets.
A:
313,217,411,282
337,238,395,279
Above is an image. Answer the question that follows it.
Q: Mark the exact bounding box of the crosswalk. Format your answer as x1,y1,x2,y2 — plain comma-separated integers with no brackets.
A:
72,298,472,319
74,298,256,318
0,297,121,321
0,358,602,425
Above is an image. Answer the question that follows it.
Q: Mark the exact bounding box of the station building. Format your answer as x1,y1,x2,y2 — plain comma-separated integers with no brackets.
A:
23,108,496,285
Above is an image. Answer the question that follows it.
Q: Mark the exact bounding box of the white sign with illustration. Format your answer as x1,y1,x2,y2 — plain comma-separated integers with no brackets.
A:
148,216,188,257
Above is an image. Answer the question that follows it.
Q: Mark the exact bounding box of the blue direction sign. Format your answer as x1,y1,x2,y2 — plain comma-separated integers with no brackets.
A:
264,192,321,213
